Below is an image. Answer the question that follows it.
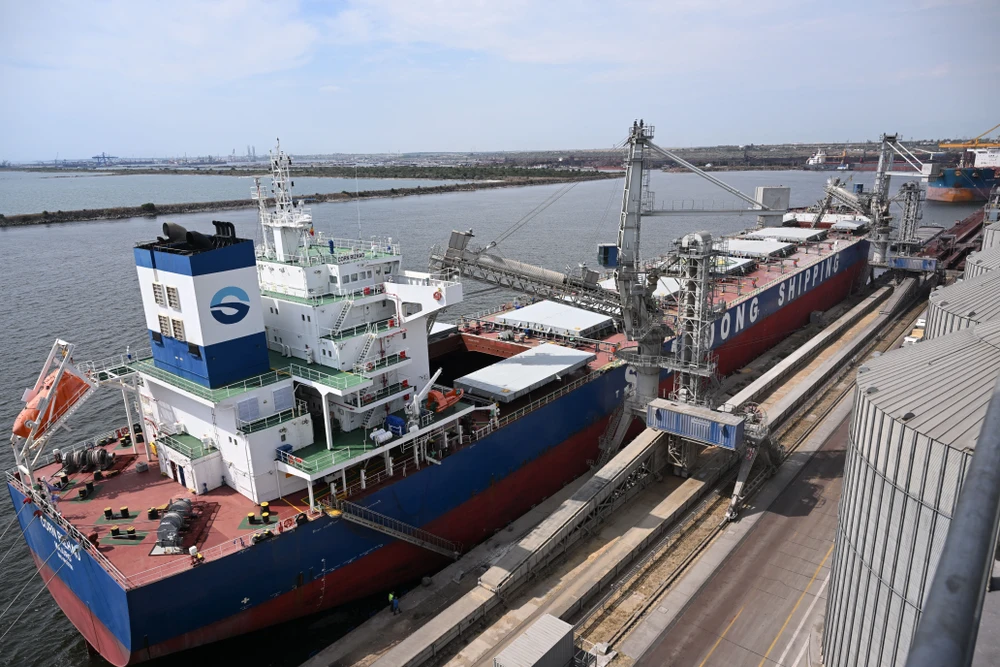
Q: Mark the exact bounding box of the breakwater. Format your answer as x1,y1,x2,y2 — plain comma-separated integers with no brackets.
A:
0,175,613,227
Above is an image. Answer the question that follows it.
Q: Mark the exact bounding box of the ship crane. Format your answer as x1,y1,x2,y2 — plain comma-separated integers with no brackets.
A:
810,134,929,267
434,121,752,473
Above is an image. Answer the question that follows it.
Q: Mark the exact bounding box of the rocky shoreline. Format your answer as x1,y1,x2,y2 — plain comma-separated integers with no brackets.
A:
0,175,613,227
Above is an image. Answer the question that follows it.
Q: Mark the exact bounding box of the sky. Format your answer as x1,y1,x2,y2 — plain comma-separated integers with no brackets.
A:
1,0,997,161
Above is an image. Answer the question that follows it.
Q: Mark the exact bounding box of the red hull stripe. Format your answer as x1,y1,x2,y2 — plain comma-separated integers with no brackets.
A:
28,548,131,667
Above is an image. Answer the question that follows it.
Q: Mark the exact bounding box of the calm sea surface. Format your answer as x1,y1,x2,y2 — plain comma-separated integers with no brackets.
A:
0,170,978,666
0,171,466,216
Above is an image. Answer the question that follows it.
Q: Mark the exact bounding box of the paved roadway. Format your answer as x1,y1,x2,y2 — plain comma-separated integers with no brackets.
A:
636,417,848,667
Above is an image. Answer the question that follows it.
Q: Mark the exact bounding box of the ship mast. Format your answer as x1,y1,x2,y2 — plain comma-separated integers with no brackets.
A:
252,139,313,262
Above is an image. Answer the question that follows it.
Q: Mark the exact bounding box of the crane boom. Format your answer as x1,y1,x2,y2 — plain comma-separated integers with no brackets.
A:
939,122,1000,149
429,234,625,318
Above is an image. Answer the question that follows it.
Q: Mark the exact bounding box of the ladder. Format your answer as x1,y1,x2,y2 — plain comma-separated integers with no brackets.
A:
362,406,384,429
355,327,378,372
335,499,460,559
332,300,354,332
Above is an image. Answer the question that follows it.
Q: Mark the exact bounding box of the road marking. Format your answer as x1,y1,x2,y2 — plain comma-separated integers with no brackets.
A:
758,543,834,666
792,634,810,667
698,604,745,667
776,571,830,665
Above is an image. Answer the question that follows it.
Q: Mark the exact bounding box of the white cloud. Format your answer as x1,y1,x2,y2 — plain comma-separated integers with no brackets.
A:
1,0,318,86
319,84,342,93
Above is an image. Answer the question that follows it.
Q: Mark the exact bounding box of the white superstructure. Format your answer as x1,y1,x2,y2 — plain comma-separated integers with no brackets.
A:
126,142,469,511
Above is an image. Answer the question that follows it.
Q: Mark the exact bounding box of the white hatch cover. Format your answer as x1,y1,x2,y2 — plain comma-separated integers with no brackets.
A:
454,342,596,403
744,227,827,243
494,300,613,338
721,238,795,258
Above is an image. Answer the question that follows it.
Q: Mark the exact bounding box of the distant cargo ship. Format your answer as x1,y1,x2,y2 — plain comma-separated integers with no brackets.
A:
926,149,1000,202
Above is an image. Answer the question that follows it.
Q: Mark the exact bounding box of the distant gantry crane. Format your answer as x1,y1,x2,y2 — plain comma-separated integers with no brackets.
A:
91,152,118,166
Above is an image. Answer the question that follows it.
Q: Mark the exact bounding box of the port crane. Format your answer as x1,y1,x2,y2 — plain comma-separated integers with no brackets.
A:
938,122,1000,150
433,121,776,473
810,133,929,265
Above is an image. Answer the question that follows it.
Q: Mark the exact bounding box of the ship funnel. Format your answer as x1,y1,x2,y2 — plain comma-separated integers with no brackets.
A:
162,223,188,243
212,220,236,238
186,230,215,250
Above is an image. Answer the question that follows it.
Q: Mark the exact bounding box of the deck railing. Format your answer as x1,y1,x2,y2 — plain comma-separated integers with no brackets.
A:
132,359,287,401
262,282,386,305
322,317,399,342
156,433,217,460
5,471,132,589
237,400,309,434
284,362,366,391
276,443,371,475
471,369,606,440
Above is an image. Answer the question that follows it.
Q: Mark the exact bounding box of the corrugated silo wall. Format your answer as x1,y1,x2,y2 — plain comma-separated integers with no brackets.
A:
965,260,990,280
823,386,971,667
983,223,1000,250
924,295,974,340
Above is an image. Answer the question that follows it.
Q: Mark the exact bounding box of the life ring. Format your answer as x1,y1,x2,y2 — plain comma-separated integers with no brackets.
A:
283,517,294,530
433,291,443,301
276,521,284,534
366,362,375,371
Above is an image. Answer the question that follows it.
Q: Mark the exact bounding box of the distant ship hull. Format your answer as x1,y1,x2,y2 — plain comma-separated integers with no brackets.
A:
927,167,999,203
8,239,869,665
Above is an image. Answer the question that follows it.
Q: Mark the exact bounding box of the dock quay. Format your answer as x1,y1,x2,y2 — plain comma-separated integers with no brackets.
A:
299,275,928,667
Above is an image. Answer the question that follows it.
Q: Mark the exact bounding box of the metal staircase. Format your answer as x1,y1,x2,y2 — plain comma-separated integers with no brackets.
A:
596,396,634,468
332,300,354,332
362,406,384,429
335,499,460,559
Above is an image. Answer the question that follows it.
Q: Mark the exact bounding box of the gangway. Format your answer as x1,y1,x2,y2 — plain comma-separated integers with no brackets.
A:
334,499,461,559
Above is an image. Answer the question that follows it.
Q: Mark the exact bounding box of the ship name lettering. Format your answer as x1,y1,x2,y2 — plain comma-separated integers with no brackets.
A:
803,268,811,291
787,275,797,302
749,297,759,323
720,312,731,340
778,283,786,306
813,264,821,286
735,303,746,332
833,253,840,273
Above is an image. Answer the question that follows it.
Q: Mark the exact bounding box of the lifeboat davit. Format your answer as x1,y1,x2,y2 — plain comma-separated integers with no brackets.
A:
425,388,464,413
12,370,91,439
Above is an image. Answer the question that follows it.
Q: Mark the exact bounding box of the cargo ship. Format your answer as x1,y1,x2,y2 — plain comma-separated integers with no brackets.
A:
6,144,870,665
926,148,1000,202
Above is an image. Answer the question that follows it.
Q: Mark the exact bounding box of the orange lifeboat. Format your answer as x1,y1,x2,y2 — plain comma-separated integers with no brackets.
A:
12,370,91,439
425,388,464,413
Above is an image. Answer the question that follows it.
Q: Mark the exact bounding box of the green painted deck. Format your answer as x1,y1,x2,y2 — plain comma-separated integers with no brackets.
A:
131,359,285,402
261,284,387,307
267,351,369,392
322,317,399,342
280,400,474,474
157,432,217,460
262,243,399,268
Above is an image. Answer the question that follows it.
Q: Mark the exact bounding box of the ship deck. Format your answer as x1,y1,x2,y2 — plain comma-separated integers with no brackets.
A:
19,443,317,588
452,232,865,364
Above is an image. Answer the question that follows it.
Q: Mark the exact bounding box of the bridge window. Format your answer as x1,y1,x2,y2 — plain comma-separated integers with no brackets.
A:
158,314,171,337
171,318,186,342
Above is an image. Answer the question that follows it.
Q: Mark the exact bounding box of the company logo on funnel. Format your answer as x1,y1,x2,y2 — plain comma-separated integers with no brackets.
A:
210,286,251,324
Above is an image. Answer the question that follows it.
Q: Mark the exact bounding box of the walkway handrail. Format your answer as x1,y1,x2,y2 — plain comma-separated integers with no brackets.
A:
906,375,1000,667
